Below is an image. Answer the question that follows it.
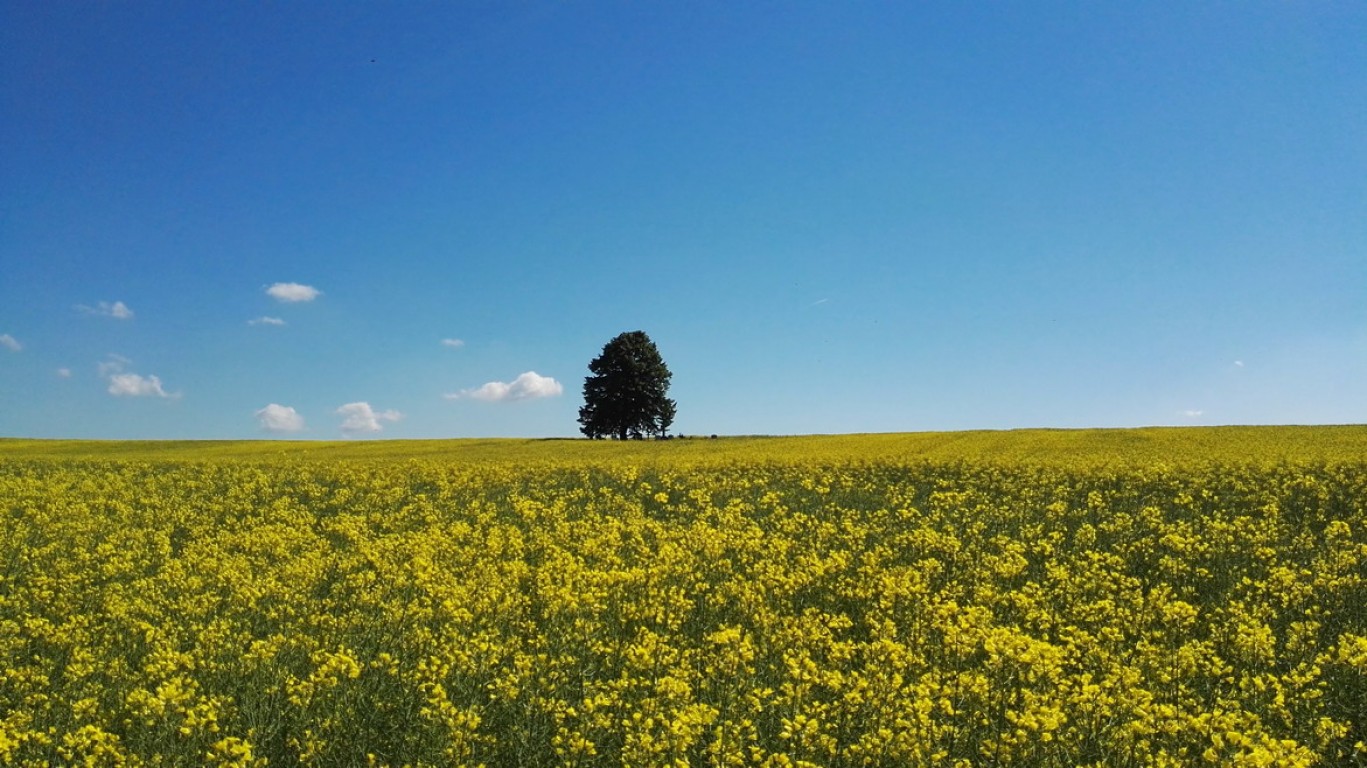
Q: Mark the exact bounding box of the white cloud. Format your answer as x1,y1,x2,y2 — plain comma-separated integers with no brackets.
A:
1181,409,1204,418
97,355,175,398
108,373,175,398
441,338,465,348
56,368,72,378
446,371,563,402
0,334,20,352
249,316,286,326
266,282,321,302
336,401,401,435
255,403,305,433
78,301,134,319
97,354,133,377
1233,360,1245,368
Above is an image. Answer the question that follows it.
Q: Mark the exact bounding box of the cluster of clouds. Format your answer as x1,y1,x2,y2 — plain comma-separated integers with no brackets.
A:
238,290,560,436
251,370,563,438
248,283,410,437
254,401,402,437
248,370,563,439
11,296,168,378
9,285,322,401
11,282,572,437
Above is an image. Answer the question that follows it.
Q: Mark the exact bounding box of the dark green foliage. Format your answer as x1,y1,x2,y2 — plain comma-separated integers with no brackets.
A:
578,331,676,439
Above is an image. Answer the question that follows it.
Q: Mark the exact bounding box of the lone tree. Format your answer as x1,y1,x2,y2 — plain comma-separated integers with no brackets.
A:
578,330,676,439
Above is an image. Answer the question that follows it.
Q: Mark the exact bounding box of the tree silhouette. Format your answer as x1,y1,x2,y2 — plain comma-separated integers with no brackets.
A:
578,331,675,439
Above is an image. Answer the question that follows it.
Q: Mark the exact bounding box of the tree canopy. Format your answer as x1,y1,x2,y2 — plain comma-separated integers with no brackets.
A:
578,331,675,439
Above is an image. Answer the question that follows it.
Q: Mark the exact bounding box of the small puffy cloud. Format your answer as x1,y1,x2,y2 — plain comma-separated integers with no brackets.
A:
266,282,321,302
249,316,286,326
1233,360,1245,368
441,338,465,348
78,301,134,319
56,368,72,378
446,371,563,402
98,355,175,398
0,334,20,351
256,403,305,433
336,401,401,435
108,373,174,398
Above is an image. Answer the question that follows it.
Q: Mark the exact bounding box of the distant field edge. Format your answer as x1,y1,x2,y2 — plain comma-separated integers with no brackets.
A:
2,424,1367,464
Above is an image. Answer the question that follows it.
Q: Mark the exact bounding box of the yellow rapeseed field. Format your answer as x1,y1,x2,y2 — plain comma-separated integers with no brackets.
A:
1,427,1365,766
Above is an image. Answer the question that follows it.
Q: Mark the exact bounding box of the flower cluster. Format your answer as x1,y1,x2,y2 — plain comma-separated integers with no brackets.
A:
1,433,1365,765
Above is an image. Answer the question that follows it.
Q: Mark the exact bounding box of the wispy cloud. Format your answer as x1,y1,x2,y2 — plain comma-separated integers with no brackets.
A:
77,301,134,319
336,402,401,435
811,298,830,307
56,368,72,378
97,354,133,377
1181,409,1204,418
256,403,305,433
1233,360,1245,368
266,282,321,303
249,316,286,326
0,334,20,352
446,371,563,402
108,373,175,398
441,338,465,348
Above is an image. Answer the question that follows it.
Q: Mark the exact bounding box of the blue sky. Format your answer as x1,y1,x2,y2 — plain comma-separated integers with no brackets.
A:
2,2,1364,439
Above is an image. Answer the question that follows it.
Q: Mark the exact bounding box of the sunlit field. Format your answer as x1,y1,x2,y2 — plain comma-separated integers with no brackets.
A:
2,427,1365,766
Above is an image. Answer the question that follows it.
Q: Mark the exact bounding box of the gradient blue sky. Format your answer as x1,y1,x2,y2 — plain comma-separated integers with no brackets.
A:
2,2,1364,439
